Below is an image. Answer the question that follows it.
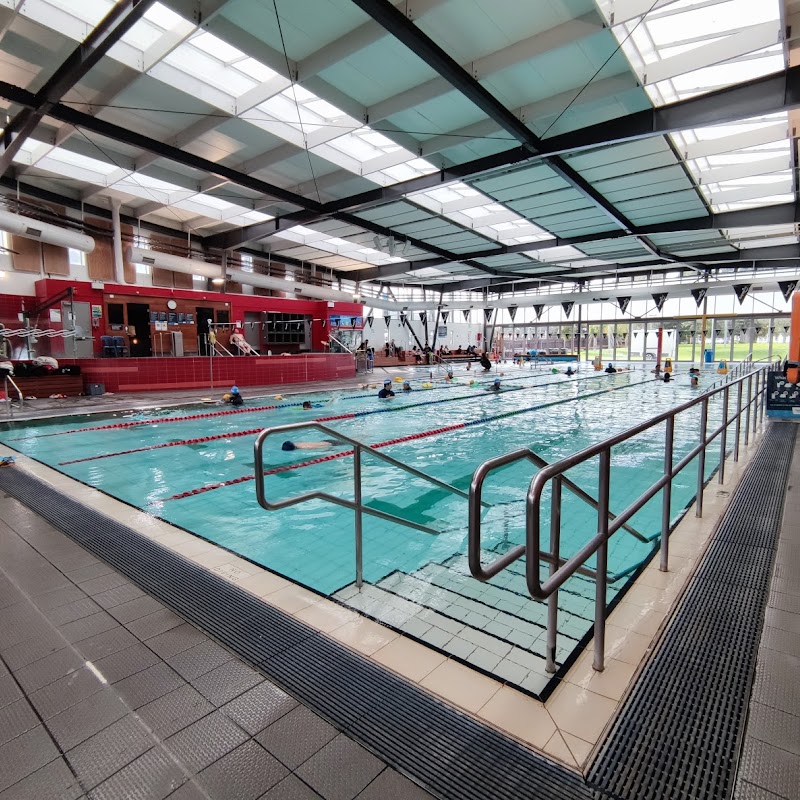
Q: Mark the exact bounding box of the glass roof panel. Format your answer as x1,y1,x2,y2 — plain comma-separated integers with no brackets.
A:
46,147,120,176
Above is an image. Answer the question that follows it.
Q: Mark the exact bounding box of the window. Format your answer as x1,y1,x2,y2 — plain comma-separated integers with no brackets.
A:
135,263,150,275
68,248,86,267
240,254,253,273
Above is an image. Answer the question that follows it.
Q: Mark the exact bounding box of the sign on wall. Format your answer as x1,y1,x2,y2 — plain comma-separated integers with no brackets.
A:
438,326,447,338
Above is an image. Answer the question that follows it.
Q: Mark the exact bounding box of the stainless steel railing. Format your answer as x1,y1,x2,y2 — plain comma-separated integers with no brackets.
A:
3,375,23,418
254,421,491,589
469,361,778,674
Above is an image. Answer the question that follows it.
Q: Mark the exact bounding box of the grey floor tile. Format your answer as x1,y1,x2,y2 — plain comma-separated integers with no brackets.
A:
256,706,337,770
165,781,208,800
57,612,119,645
0,755,84,800
295,735,384,800
136,685,215,739
32,586,87,612
45,688,129,751
735,778,789,799
108,595,166,625
65,562,117,585
197,741,287,800
192,660,263,707
126,609,185,641
0,699,39,748
13,647,83,693
145,624,208,660
0,631,65,671
763,607,800,636
354,769,435,800
738,738,800,799
769,592,800,615
75,571,129,597
0,726,60,793
760,626,800,658
258,774,323,800
0,673,23,710
43,598,102,627
92,582,146,610
92,642,162,684
114,663,186,710
222,681,298,736
0,605,52,649
164,710,249,773
746,702,800,756
89,747,187,800
74,626,138,661
167,640,233,682
28,666,104,720
65,714,156,790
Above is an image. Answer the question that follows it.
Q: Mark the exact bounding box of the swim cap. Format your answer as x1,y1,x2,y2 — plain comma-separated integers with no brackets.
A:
494,377,501,384
231,386,239,393
281,441,296,451
403,381,410,386
383,379,391,385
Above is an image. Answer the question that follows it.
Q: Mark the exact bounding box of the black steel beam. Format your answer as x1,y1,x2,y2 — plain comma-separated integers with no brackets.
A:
348,0,638,235
0,0,156,177
0,81,326,214
541,64,800,158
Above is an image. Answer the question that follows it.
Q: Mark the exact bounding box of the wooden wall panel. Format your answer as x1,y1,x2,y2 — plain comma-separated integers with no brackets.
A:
42,243,69,276
11,236,42,272
173,271,193,289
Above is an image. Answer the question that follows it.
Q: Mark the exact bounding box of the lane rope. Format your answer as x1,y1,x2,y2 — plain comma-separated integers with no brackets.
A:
165,378,655,502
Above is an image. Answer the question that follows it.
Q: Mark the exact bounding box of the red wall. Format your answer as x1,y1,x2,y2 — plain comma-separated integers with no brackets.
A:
76,353,355,393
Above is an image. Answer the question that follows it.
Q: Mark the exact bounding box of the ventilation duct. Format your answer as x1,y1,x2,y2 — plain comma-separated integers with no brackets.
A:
126,246,221,279
0,208,95,252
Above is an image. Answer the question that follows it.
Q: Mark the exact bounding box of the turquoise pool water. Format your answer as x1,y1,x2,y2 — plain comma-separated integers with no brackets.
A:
1,366,726,603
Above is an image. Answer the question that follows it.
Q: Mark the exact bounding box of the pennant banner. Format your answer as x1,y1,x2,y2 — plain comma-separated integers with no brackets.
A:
778,280,798,302
562,301,574,318
441,311,449,324
733,284,751,305
419,311,427,325
350,317,357,327
484,308,493,323
652,293,668,312
383,315,391,328
399,312,407,325
507,305,517,321
462,310,470,322
690,287,707,307
366,315,373,328
617,297,631,314
534,304,544,320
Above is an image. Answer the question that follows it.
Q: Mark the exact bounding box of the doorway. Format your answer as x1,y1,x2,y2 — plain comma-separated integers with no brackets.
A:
126,303,152,357
244,311,261,352
197,306,214,355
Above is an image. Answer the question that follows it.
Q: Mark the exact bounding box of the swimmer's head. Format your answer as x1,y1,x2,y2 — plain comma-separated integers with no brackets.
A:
383,379,391,385
281,441,296,451
302,401,312,409
403,381,410,388
231,386,239,394
494,377,501,384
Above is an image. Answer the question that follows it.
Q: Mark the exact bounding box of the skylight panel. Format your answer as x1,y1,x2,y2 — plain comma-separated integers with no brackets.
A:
144,2,186,30
188,194,236,211
190,31,245,64
46,148,120,176
326,127,402,161
523,245,587,262
235,58,279,82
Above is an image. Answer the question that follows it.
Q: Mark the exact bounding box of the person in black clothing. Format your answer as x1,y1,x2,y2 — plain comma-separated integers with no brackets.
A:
378,379,395,398
604,364,617,374
224,386,244,406
486,377,502,392
479,352,492,371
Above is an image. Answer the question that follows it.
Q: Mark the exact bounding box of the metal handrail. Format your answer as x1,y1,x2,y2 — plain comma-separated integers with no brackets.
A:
469,360,778,674
255,420,491,588
3,375,23,418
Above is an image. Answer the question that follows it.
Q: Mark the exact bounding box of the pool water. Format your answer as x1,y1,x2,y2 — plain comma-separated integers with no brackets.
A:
0,364,729,695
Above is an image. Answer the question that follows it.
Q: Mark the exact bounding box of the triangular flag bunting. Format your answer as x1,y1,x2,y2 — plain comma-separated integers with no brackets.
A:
652,293,668,312
419,311,427,324
383,315,391,328
350,317,357,327
399,312,407,324
562,301,574,318
484,308,493,323
441,311,449,324
366,315,373,328
462,310,471,322
617,297,631,314
690,288,707,307
778,280,798,302
733,284,751,305
508,305,517,321
534,304,544,320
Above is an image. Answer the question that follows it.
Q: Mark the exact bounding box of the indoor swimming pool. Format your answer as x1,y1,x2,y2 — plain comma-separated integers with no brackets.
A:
0,363,728,696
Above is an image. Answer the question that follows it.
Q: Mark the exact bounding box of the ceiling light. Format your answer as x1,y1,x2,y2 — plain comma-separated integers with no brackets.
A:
211,277,225,284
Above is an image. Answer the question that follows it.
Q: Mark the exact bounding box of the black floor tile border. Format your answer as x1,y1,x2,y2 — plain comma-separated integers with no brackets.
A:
0,422,794,800
587,422,797,800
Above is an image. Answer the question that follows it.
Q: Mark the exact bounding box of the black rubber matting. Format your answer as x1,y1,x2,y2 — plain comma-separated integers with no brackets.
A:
588,422,796,800
0,421,794,800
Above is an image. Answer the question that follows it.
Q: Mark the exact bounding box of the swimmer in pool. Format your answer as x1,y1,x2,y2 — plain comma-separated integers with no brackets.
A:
281,440,338,451
402,380,412,392
224,386,243,406
302,401,313,409
565,367,575,376
486,377,502,392
378,379,395,398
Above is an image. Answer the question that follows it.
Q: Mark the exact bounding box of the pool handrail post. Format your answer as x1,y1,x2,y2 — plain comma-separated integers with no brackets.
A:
696,397,708,518
354,443,363,590
734,381,743,463
659,415,674,573
593,449,611,673
545,475,562,674
718,386,729,485
744,374,752,447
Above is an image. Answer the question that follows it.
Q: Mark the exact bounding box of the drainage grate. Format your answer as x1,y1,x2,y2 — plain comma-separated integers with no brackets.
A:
0,467,590,800
588,422,796,800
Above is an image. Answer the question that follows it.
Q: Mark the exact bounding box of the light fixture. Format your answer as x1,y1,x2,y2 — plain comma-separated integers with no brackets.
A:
211,277,225,284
